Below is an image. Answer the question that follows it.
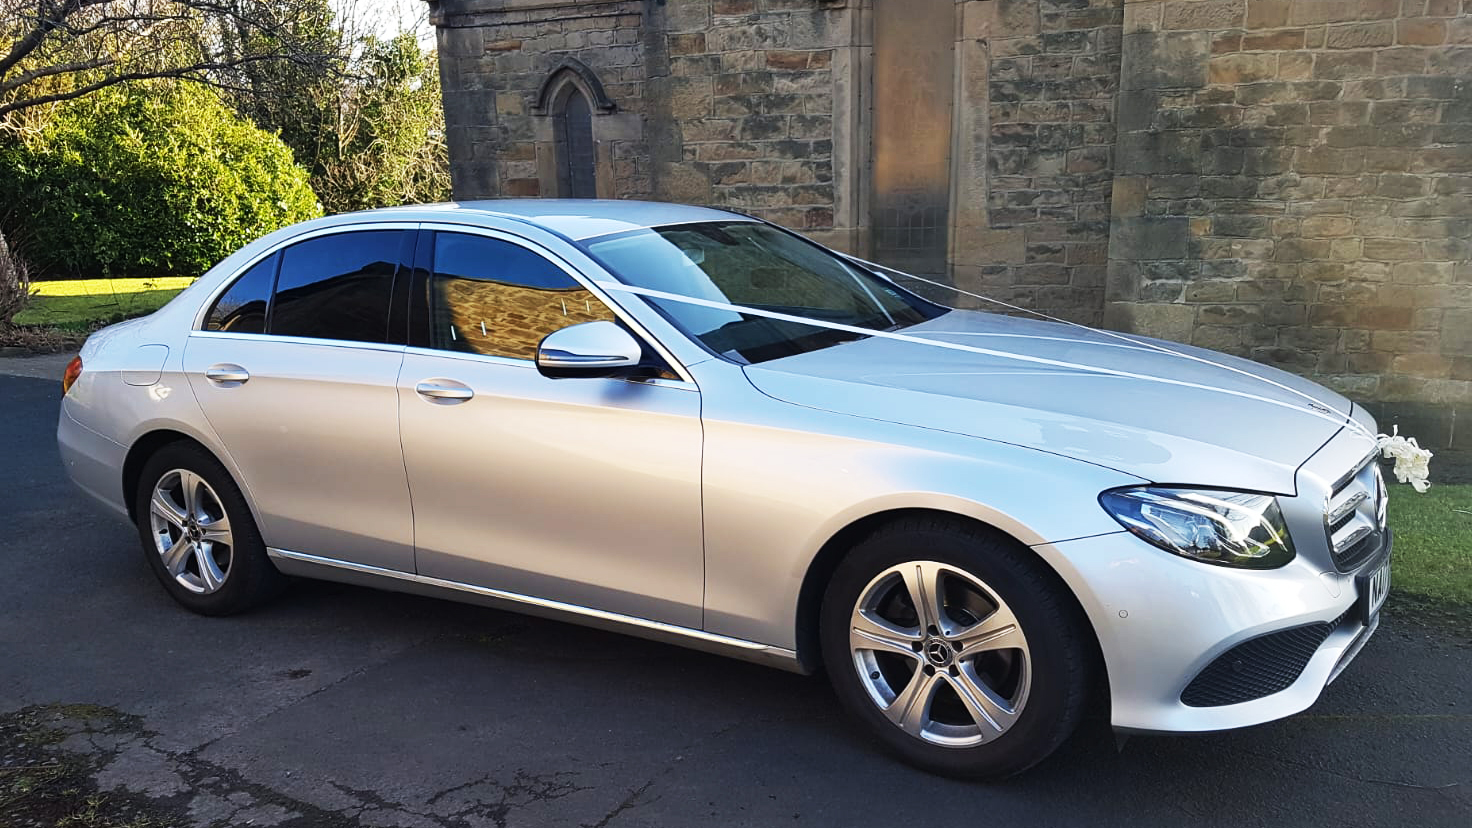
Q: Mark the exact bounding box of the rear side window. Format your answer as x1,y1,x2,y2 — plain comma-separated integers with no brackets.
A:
427,233,617,360
270,230,406,343
205,254,276,333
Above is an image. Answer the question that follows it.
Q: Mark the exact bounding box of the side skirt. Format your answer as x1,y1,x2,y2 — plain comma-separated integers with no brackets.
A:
266,548,808,674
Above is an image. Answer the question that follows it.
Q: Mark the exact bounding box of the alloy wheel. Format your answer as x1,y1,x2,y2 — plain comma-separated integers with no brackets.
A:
849,560,1031,747
148,469,233,595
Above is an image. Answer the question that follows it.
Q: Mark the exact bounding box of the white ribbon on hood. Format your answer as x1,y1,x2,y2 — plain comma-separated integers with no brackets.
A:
594,278,1382,445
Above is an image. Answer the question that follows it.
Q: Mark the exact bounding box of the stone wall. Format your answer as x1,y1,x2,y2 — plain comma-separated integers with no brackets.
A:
434,0,650,199
644,0,849,235
953,0,1125,326
1106,0,1471,443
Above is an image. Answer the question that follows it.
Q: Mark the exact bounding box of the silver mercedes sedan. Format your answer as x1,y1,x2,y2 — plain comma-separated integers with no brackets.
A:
58,200,1391,778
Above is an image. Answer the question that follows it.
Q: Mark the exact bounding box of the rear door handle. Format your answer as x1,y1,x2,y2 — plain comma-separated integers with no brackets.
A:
415,379,474,403
205,364,250,384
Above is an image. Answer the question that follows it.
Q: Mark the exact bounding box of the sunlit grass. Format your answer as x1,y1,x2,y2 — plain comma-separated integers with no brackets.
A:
14,278,194,331
1387,483,1472,614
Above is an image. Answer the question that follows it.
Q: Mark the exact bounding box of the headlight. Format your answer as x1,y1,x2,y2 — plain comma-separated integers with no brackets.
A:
1098,487,1296,569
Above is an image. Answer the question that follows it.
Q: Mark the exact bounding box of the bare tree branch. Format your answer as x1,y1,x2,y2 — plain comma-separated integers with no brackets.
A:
0,52,298,118
0,56,114,93
0,0,336,123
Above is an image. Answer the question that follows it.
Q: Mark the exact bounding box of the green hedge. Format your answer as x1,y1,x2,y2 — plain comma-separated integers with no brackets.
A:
0,82,320,279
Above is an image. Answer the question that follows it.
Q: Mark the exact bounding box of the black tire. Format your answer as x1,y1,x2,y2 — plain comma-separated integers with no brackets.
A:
133,441,284,616
819,516,1092,779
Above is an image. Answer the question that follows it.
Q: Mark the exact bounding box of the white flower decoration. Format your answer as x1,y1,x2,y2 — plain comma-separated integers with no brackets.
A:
1376,425,1433,493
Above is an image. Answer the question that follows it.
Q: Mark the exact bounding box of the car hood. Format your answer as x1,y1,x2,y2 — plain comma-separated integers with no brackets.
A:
742,310,1354,495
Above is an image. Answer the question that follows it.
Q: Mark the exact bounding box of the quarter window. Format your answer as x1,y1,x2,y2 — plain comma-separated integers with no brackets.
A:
428,233,617,360
270,230,406,343
205,254,276,334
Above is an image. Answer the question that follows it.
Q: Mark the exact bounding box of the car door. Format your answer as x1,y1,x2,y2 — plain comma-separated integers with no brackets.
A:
183,226,417,573
397,228,705,629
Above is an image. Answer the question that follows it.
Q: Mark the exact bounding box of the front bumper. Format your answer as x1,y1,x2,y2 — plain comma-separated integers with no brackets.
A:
1038,528,1387,734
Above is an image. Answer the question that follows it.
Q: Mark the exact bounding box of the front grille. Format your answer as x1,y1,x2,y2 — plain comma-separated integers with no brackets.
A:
1325,451,1386,571
1181,611,1349,707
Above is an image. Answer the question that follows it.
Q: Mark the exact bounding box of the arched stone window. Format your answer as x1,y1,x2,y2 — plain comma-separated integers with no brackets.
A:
554,86,597,198
533,58,616,199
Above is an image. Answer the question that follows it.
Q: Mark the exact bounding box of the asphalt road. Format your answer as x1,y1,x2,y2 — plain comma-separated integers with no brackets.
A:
2,360,1469,828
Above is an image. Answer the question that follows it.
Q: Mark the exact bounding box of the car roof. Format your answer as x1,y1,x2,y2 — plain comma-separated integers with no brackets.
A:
357,199,752,242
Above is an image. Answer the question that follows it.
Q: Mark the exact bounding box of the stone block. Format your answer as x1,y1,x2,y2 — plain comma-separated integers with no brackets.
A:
1444,310,1472,356
1287,0,1399,26
1314,51,1375,79
1278,52,1314,80
1392,262,1455,284
663,76,713,118
997,0,1040,38
1399,18,1447,46
1374,48,1430,76
495,92,524,116
1121,31,1210,90
669,32,707,55
1246,0,1290,29
667,0,712,32
1117,131,1201,175
654,161,713,202
1242,29,1306,51
1124,1,1163,34
1299,216,1354,237
1325,21,1395,49
1163,0,1246,31
1104,301,1197,342
1113,215,1191,260
712,0,755,15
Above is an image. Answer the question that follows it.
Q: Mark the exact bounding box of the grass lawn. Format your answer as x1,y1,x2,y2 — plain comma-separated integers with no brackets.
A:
13,277,194,332
1387,482,1472,624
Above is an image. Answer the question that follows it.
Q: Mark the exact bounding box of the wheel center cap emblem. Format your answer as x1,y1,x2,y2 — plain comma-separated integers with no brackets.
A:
924,639,954,668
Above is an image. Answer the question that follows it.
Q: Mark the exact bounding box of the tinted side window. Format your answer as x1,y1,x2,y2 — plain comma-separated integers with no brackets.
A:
205,254,276,333
429,233,617,360
270,231,405,343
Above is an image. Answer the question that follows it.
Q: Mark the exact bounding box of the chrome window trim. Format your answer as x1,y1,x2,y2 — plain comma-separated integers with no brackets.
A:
416,222,698,386
267,547,797,662
189,330,408,354
191,221,424,332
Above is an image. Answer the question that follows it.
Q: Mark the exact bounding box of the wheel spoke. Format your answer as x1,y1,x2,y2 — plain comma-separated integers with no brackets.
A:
949,664,1020,736
899,562,945,632
178,470,204,520
195,543,226,592
951,604,1026,654
851,609,921,659
150,490,187,529
884,667,943,736
200,514,232,546
161,537,193,576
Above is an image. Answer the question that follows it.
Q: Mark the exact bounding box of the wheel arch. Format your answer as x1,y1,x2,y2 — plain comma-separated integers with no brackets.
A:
793,507,1108,697
122,429,223,522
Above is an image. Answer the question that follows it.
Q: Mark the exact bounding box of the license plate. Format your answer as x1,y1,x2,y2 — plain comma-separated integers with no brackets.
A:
1357,555,1391,623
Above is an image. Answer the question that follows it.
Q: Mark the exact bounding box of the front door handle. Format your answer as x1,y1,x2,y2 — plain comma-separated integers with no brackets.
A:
415,379,474,403
205,364,250,384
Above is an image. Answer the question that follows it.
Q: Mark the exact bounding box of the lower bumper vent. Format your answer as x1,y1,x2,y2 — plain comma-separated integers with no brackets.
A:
1181,614,1347,707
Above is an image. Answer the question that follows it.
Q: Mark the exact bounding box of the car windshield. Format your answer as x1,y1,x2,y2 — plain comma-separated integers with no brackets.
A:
582,221,945,364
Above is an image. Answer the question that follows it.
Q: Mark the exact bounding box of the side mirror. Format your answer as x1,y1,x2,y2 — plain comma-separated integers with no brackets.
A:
536,320,643,379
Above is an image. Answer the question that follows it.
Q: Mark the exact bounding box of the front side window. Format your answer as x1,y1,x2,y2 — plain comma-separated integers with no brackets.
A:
270,230,406,343
205,254,277,334
428,232,617,360
582,221,944,364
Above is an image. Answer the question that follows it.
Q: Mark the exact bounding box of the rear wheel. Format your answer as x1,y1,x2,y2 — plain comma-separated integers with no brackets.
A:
820,517,1091,779
134,443,283,615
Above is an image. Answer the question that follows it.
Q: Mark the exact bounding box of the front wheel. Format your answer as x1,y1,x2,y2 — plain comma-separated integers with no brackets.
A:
819,517,1092,779
134,442,284,616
